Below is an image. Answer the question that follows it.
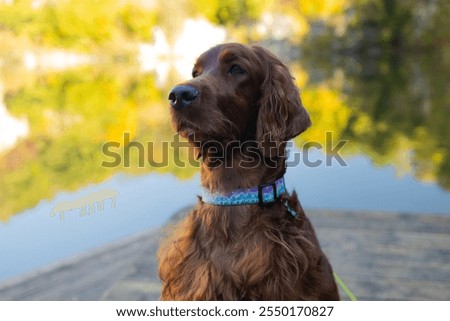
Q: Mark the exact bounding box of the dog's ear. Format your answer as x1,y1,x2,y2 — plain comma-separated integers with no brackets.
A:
252,46,311,157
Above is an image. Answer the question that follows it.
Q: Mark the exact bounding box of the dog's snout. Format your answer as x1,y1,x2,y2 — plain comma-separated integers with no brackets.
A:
168,85,199,110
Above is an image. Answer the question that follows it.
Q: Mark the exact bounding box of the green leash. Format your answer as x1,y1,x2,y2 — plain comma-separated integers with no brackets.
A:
333,272,357,301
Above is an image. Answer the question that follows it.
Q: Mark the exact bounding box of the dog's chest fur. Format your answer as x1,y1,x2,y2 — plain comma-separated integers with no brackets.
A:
159,197,325,300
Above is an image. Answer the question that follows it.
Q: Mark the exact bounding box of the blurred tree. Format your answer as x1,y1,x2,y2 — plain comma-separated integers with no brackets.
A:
342,49,449,188
216,0,264,25
298,0,350,18
1,0,449,221
0,65,199,221
118,3,156,42
0,0,158,51
0,0,36,35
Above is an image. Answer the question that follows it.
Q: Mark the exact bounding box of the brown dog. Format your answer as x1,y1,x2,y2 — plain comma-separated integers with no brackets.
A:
158,43,339,300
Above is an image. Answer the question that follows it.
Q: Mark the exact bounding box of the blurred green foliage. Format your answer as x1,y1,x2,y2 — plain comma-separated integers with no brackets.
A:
0,0,449,220
198,0,266,25
299,0,450,190
0,0,156,50
0,64,197,221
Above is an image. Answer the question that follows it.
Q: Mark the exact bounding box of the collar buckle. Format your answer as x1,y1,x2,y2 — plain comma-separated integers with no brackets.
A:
258,182,278,206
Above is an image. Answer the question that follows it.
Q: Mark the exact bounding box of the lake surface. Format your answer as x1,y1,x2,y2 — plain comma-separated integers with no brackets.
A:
1,147,449,280
1,10,449,281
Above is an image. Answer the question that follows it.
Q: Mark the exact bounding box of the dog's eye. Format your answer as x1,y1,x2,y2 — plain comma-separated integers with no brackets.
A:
228,64,246,75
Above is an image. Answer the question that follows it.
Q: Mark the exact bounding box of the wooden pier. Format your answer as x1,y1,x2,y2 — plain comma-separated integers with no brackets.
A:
0,209,449,301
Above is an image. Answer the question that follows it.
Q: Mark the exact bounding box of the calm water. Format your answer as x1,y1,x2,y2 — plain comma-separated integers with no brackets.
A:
1,148,449,280
1,20,449,280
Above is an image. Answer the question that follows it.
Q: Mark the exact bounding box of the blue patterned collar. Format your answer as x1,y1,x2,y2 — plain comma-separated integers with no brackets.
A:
202,176,287,206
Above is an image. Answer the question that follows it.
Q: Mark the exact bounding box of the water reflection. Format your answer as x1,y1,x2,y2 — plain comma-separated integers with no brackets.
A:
0,1,449,222
298,47,450,191
0,173,202,280
0,83,29,150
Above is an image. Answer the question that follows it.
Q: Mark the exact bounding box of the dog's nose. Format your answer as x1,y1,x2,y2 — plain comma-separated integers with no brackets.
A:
168,85,199,110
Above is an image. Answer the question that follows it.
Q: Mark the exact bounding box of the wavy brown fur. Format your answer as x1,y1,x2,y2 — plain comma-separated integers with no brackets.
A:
158,43,339,300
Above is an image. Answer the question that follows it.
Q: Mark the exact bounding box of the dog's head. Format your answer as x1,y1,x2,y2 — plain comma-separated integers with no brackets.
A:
168,43,311,158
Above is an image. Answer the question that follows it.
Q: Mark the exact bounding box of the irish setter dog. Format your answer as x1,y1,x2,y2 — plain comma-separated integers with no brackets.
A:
158,43,339,300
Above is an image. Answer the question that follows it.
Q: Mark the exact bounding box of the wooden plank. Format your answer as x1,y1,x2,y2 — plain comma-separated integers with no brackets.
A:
0,210,448,301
